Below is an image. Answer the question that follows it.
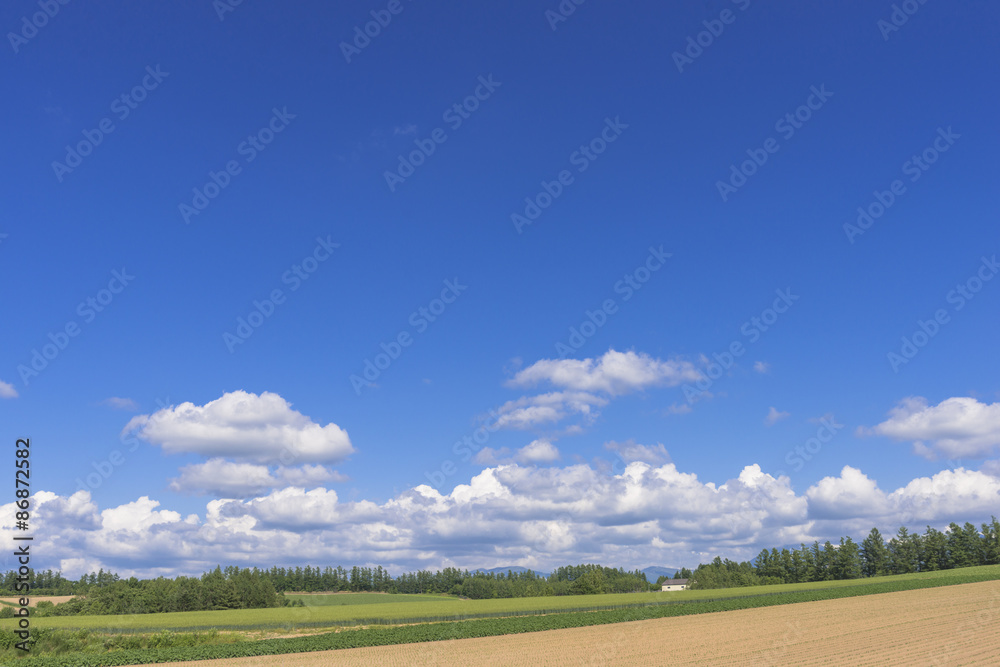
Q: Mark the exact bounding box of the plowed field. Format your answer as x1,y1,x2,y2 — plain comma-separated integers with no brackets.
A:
141,579,1000,666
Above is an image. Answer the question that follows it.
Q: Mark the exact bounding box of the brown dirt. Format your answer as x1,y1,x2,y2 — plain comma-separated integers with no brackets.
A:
0,595,75,607
134,580,1000,666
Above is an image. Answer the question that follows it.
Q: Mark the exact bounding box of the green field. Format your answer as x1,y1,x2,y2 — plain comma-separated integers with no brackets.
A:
283,592,456,606
7,569,1000,667
5,564,999,634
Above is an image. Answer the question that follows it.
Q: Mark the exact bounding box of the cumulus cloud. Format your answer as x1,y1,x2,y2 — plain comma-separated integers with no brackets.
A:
101,497,183,533
496,349,701,431
123,391,354,465
7,461,1000,580
806,466,890,519
764,407,790,426
473,447,510,466
517,440,560,463
508,349,702,395
863,396,1000,460
169,459,348,497
102,397,139,411
473,441,560,466
753,361,770,374
493,391,607,430
170,460,275,497
0,381,19,399
605,440,671,466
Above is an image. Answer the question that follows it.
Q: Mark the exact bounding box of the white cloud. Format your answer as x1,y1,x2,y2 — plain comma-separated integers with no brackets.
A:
102,397,139,411
493,391,607,430
496,349,701,432
764,406,790,426
169,459,347,497
277,464,348,487
605,440,671,466
473,441,560,466
124,391,354,465
473,447,511,466
517,440,560,463
0,380,18,399
665,403,692,415
864,396,1000,460
101,497,182,532
8,462,1000,580
508,349,702,395
169,460,276,497
806,466,890,519
753,361,770,374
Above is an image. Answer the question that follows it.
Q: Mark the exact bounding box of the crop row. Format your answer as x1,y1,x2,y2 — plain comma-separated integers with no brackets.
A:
7,571,1000,666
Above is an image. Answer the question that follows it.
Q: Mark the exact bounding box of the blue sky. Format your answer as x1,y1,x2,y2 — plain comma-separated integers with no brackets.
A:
2,0,999,578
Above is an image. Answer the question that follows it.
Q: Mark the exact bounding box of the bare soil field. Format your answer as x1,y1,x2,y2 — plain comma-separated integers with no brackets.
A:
141,580,1000,666
0,595,75,607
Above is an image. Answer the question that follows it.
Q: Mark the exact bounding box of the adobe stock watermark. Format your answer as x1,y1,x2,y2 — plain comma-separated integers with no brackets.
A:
340,0,415,63
877,0,931,41
51,65,169,183
178,107,296,224
384,75,501,192
223,236,340,353
672,0,752,73
350,278,468,394
757,621,805,667
682,288,798,404
716,84,833,202
15,268,135,387
843,127,959,243
928,586,1000,666
511,116,628,234
7,0,72,54
887,254,997,373
424,406,503,489
213,0,246,21
782,416,845,473
545,0,587,31
556,246,672,357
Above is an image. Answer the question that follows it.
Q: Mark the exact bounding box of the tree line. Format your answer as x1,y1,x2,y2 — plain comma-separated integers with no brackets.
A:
0,563,654,612
260,563,652,598
0,567,282,617
689,518,1000,589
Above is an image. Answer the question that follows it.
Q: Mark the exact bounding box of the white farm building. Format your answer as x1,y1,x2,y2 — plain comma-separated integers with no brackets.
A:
660,578,689,591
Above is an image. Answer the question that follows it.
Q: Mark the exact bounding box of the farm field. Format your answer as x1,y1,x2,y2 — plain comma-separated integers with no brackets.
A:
0,596,74,608
138,579,1000,666
283,593,456,606
9,564,999,633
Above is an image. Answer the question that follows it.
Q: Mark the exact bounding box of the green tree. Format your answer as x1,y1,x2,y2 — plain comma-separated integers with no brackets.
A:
835,537,862,579
947,522,983,568
860,527,889,577
921,526,949,571
983,516,1000,565
888,526,920,573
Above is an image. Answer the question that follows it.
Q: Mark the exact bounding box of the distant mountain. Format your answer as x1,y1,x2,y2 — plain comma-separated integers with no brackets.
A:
641,566,681,581
473,566,549,578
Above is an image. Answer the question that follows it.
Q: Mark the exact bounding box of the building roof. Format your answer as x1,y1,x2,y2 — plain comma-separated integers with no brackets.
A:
662,578,689,585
